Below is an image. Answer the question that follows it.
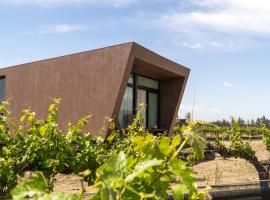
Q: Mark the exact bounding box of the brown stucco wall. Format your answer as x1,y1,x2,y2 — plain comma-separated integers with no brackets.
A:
159,77,186,130
0,43,133,137
0,42,190,137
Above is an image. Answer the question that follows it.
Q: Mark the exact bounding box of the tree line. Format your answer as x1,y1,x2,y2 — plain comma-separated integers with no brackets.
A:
184,112,270,128
212,116,270,128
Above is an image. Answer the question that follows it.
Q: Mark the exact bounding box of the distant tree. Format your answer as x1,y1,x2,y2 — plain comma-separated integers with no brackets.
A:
252,116,270,128
237,117,246,126
212,116,270,128
256,117,261,127
212,119,230,127
185,112,191,123
261,116,270,128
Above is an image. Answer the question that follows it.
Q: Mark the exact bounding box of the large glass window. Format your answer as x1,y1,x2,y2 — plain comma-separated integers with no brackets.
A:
136,89,147,127
128,74,134,84
148,92,158,128
118,87,133,128
118,74,159,129
137,76,158,89
0,77,5,103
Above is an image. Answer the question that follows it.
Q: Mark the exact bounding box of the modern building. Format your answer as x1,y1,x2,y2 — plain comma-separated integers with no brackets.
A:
0,42,190,137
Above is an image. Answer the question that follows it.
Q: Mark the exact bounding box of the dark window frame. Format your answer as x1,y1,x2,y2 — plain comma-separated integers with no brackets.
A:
0,76,6,102
127,74,160,129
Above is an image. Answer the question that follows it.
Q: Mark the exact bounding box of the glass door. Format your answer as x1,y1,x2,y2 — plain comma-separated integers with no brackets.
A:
136,89,147,127
148,92,158,128
118,74,159,129
118,87,133,128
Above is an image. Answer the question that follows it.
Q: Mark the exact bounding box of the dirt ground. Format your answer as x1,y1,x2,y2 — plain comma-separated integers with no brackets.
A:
53,174,86,194
193,139,269,186
51,139,269,193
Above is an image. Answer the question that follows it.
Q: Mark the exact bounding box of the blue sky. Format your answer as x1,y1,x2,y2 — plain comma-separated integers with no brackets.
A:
1,0,270,121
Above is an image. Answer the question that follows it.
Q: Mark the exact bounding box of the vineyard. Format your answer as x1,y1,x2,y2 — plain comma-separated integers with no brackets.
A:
0,100,210,200
2,99,270,199
199,124,267,140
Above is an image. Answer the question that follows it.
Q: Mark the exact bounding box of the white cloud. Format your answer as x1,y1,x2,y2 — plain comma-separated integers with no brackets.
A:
182,42,202,49
209,41,223,47
159,0,270,35
1,0,137,7
39,24,88,34
223,81,232,87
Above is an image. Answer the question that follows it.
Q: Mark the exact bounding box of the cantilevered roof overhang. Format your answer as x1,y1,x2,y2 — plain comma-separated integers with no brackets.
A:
114,42,190,133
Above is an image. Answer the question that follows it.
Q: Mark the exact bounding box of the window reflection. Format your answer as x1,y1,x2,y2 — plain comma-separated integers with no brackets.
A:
148,92,158,128
0,77,5,103
118,87,133,128
118,74,159,129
